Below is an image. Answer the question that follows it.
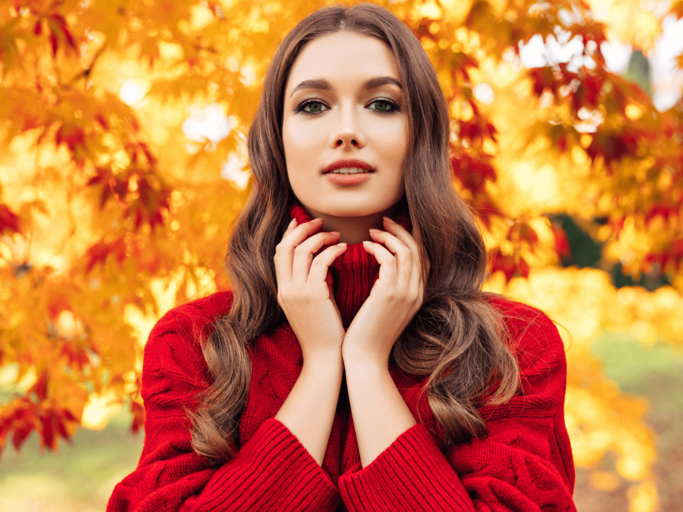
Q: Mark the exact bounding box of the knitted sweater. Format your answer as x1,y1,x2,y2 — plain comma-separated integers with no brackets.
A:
107,203,576,512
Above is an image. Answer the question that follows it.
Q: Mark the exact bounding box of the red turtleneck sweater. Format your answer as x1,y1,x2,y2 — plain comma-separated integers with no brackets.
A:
107,203,576,512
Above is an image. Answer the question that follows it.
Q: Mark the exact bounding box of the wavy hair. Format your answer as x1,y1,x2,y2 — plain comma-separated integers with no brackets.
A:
189,1,520,464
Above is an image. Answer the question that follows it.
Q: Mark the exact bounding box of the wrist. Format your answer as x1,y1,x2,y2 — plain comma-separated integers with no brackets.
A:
341,349,388,372
302,351,344,373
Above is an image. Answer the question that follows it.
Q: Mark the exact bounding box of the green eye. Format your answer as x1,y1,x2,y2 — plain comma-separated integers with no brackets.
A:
369,99,397,112
304,101,324,113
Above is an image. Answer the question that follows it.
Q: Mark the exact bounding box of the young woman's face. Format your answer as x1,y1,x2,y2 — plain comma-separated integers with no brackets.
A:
282,31,408,221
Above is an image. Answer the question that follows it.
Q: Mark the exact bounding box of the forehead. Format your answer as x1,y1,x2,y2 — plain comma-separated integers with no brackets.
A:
285,32,400,93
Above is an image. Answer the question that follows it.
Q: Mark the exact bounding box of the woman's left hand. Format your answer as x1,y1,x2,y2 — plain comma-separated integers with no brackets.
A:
342,216,429,366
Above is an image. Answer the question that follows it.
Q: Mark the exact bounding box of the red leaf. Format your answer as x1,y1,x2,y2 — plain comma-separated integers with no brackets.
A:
0,203,21,235
528,66,559,97
585,130,641,172
28,371,49,401
39,414,56,450
644,204,678,226
572,72,604,112
60,341,91,371
60,408,78,423
490,250,517,282
49,32,58,57
56,414,72,443
95,114,108,129
451,154,497,193
12,409,35,451
518,256,530,278
130,400,145,434
59,125,86,151
510,223,540,249
84,238,127,273
552,225,572,259
50,14,76,48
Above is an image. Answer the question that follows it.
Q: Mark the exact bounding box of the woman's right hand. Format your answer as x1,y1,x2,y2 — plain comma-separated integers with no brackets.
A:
274,216,348,363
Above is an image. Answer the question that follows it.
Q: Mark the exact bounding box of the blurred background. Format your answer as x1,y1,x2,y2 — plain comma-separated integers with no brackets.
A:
1,0,683,510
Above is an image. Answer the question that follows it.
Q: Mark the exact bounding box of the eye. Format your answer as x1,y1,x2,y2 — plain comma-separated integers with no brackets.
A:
294,100,328,115
368,98,399,113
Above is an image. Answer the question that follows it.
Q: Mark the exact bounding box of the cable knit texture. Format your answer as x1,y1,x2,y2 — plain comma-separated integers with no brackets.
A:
107,202,577,512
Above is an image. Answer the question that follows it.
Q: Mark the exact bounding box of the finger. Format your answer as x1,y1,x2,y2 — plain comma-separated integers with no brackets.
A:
284,217,298,235
382,217,419,253
275,219,297,284
383,218,422,296
362,241,398,291
368,230,412,290
292,231,341,284
275,218,323,283
308,243,347,288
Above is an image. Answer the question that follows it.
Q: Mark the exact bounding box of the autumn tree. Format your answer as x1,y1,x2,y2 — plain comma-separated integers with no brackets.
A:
2,0,682,510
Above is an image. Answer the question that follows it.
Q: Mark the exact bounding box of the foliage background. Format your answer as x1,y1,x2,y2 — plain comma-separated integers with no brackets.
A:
1,0,683,510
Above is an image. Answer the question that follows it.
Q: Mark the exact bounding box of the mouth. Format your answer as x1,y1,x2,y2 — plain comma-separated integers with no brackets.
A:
325,167,375,175
322,158,375,174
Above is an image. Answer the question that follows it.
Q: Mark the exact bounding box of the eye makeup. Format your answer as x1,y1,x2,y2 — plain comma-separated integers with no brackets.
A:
293,97,401,116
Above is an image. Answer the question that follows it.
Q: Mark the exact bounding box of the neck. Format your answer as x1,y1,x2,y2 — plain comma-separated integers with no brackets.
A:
300,205,398,245
288,201,412,328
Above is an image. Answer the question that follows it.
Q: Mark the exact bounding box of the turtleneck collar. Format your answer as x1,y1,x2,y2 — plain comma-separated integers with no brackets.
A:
287,201,412,329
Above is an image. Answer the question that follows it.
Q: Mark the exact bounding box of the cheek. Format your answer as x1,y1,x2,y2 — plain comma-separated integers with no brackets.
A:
373,119,409,169
283,118,326,169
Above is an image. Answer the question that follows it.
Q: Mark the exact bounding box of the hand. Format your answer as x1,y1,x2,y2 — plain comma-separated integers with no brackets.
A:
342,217,429,366
274,217,348,363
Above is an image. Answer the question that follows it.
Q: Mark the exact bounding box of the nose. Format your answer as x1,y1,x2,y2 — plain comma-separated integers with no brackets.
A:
329,102,366,149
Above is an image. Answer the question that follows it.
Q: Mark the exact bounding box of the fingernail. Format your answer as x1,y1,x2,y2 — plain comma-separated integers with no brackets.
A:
362,241,372,244
338,242,347,246
288,219,297,228
383,217,395,224
369,229,380,233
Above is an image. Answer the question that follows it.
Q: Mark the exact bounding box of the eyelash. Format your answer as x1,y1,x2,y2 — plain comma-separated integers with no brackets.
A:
293,98,400,116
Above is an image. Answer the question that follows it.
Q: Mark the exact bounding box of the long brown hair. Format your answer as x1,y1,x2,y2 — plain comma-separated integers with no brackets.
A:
189,2,520,464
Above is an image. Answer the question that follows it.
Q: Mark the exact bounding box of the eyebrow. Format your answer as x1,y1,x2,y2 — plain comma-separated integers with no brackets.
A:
289,76,403,100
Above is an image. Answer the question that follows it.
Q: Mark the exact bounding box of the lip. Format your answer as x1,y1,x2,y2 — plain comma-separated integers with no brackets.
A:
324,172,373,186
322,158,375,174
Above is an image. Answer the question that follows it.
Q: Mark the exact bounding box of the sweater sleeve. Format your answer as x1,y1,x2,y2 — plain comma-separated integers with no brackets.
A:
337,306,576,512
106,307,339,512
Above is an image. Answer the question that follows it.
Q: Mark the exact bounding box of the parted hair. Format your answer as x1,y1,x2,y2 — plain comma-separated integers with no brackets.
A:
188,1,520,464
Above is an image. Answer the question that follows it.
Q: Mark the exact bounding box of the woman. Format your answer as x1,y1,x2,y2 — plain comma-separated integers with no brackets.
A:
108,3,576,511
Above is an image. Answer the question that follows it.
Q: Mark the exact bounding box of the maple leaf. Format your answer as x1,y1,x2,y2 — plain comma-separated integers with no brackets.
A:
84,238,127,273
552,224,572,259
0,203,21,235
450,153,498,193
45,13,77,57
130,400,145,434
